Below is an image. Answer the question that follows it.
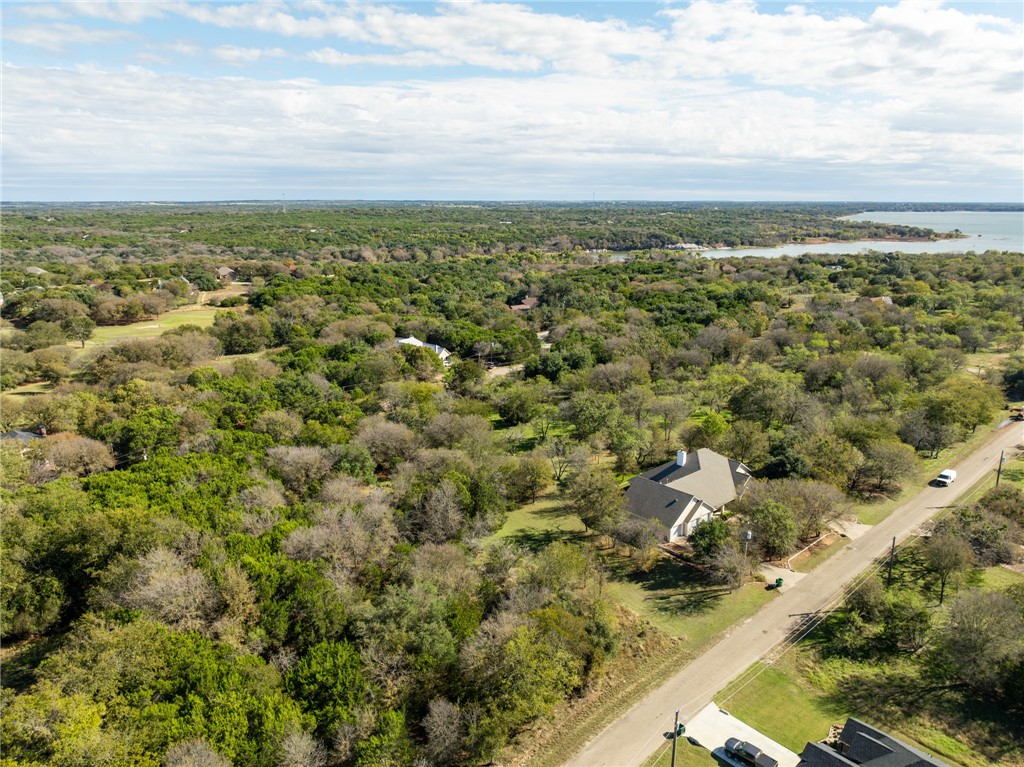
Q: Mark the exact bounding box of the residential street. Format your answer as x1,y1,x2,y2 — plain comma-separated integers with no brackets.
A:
565,420,1024,767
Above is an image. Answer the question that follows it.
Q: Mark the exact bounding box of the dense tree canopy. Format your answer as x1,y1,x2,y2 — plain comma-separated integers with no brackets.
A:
2,203,1021,765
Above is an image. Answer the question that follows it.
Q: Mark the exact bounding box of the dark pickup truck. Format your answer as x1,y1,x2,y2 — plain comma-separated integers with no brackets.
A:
724,737,780,767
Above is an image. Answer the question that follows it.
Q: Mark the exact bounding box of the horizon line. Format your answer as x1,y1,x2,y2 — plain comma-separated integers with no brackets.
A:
3,199,1023,206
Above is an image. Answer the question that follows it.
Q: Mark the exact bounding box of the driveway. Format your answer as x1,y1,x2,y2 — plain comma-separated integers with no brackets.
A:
686,703,800,767
564,420,1023,766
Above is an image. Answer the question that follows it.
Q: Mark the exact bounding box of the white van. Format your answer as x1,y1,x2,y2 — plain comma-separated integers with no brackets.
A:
935,469,956,487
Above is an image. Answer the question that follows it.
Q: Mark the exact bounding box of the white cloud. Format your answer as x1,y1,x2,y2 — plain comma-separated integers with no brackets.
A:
212,45,288,65
2,22,135,52
10,4,70,21
65,0,174,24
2,60,1017,195
307,47,466,69
1,2,1020,199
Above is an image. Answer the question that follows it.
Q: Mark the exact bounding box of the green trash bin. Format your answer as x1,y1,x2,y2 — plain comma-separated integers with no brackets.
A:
775,577,784,588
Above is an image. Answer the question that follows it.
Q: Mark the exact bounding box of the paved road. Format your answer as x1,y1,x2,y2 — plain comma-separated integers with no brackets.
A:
565,420,1023,767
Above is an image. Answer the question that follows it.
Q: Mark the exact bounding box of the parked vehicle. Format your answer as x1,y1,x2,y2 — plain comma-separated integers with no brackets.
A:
724,737,779,767
935,469,957,487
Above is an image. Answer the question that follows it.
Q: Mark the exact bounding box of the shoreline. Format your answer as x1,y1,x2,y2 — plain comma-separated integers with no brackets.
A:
796,233,965,245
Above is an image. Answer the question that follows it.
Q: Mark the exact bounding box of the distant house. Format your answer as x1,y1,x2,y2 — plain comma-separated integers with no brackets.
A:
509,296,540,314
798,718,951,767
625,448,751,542
215,266,237,284
1,428,46,455
855,295,894,308
719,263,738,274
395,336,453,367
25,266,48,276
1,429,45,443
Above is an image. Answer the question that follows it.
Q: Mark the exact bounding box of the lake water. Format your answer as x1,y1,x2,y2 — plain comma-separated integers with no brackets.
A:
707,211,1023,259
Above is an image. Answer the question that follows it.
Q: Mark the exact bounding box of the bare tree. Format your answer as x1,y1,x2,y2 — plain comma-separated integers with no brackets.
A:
35,434,114,479
277,731,328,767
423,698,465,766
544,437,575,482
211,563,259,648
708,545,749,590
266,446,334,494
164,739,231,767
423,412,493,451
410,543,479,594
120,548,217,632
353,416,419,472
237,480,287,511
317,475,366,508
284,490,399,583
412,478,466,544
253,410,303,443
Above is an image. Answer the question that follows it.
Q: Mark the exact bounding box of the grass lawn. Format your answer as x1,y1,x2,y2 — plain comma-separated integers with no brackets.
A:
962,350,1011,377
601,554,777,648
2,380,54,399
487,496,587,550
73,305,224,355
716,650,845,753
978,564,1024,591
641,737,721,767
955,453,1024,503
791,535,850,574
707,555,1024,767
714,642,1023,767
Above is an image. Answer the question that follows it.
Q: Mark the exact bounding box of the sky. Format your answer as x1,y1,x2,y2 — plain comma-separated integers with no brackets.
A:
2,0,1022,202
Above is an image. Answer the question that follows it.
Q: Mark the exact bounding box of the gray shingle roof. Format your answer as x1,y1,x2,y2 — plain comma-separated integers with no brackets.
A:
1,430,43,442
798,719,952,767
624,477,694,533
840,719,951,767
634,448,750,510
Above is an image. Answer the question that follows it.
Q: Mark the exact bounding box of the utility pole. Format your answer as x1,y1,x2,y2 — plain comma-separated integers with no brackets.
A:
886,536,896,588
671,709,681,767
996,449,1006,487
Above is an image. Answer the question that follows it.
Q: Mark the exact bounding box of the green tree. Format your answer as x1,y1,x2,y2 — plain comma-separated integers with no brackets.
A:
496,384,539,426
859,441,919,491
717,419,770,470
930,590,1024,697
501,455,550,504
880,590,932,654
923,534,975,605
286,641,368,739
745,500,798,559
688,517,732,564
444,359,485,395
563,390,615,440
567,467,626,533
61,315,96,348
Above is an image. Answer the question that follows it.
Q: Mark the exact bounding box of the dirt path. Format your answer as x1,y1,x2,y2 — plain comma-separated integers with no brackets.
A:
485,363,524,379
564,420,1024,767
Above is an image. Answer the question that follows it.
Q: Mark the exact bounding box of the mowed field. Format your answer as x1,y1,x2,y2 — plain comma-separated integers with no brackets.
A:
75,284,248,354
2,286,247,399
80,305,220,349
